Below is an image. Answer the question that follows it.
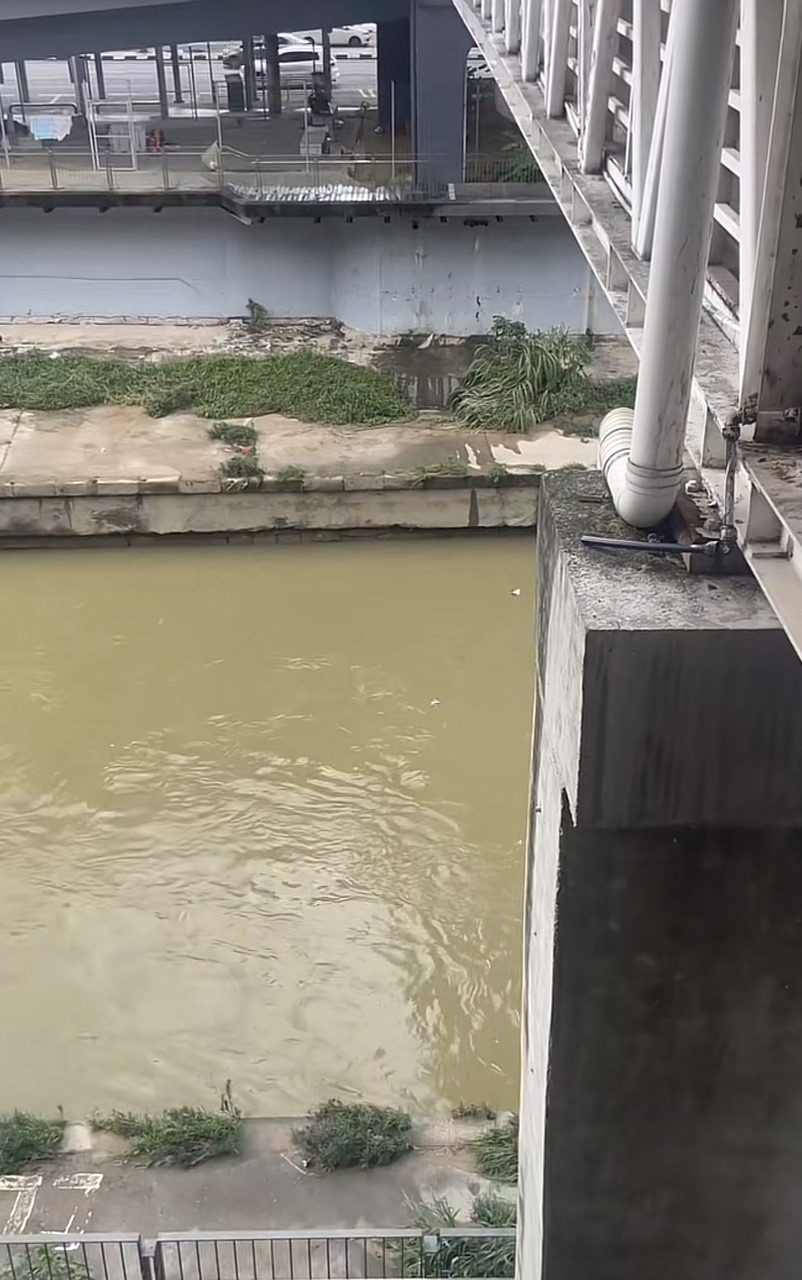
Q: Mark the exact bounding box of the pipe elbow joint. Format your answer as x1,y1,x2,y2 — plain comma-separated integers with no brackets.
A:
598,408,682,529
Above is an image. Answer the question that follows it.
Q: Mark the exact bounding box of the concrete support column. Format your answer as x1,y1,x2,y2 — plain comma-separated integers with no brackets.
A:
411,0,472,185
92,53,106,102
321,29,333,100
169,45,183,103
264,34,282,118
377,18,411,135
242,35,256,112
14,61,29,107
519,471,802,1280
154,45,169,119
68,56,86,117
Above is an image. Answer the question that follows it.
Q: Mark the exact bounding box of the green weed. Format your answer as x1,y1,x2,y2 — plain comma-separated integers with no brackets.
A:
276,465,306,485
451,1102,497,1119
0,352,410,427
451,320,636,433
208,420,258,448
394,1194,516,1277
245,298,270,334
0,1112,64,1175
220,453,263,480
474,1117,518,1184
295,1100,413,1171
406,459,469,487
94,1107,241,1168
0,1246,91,1280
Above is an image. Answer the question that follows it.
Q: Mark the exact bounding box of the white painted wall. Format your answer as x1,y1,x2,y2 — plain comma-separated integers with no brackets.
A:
0,206,622,335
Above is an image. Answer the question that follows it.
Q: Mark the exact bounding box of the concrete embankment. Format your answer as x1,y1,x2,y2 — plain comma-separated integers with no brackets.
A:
0,406,595,543
8,1118,510,1236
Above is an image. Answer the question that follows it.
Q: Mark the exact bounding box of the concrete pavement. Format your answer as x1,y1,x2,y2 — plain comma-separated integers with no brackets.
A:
0,406,595,488
2,1118,510,1236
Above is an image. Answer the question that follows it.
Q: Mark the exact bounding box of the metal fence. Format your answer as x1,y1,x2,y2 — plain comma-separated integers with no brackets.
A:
0,1235,144,1280
0,1229,516,1280
0,146,539,200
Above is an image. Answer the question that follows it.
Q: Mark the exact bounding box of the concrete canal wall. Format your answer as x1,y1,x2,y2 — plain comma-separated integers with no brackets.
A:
0,207,620,335
0,473,540,543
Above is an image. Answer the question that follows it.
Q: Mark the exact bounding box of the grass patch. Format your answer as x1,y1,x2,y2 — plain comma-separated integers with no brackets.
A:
474,1117,518,1184
0,1112,64,1174
0,1247,91,1280
276,465,306,485
221,453,263,480
451,320,637,433
295,1100,413,1171
0,352,411,427
94,1107,241,1168
451,1103,497,1120
209,420,258,449
406,459,469,487
395,1195,516,1277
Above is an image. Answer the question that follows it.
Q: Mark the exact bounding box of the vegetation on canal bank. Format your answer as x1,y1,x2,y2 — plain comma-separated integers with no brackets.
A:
295,1099,413,1171
0,1247,91,1280
473,1115,519,1184
406,459,470,486
397,1195,516,1277
0,1111,64,1174
94,1106,241,1168
451,320,637,433
0,352,411,427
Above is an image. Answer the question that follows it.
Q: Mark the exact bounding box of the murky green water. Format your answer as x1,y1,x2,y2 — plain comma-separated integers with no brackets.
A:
0,537,534,1117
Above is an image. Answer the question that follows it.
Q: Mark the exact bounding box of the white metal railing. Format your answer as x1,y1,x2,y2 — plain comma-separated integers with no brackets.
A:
466,0,742,320
0,144,544,197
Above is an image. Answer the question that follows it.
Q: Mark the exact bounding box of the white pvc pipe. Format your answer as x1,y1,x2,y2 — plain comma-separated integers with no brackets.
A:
599,0,739,528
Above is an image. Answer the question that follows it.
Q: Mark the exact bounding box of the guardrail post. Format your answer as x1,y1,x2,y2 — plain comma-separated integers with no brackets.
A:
105,150,114,192
162,152,170,191
141,1239,163,1280
49,151,59,190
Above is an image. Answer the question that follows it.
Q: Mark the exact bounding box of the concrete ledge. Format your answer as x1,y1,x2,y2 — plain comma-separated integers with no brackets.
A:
0,474,541,541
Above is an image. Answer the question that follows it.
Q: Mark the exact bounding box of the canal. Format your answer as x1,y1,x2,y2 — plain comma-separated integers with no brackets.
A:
0,537,534,1118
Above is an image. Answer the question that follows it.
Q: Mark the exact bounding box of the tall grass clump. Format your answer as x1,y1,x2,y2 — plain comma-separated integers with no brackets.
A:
0,1112,64,1174
295,1100,413,1171
94,1107,241,1168
451,319,636,432
395,1195,516,1277
0,352,410,427
474,1116,519,1184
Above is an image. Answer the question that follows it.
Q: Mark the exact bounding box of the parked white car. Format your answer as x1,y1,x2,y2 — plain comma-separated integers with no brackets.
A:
289,25,376,47
254,45,340,89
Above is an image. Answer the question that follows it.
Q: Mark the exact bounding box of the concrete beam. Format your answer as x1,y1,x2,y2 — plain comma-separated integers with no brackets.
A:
411,0,472,184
